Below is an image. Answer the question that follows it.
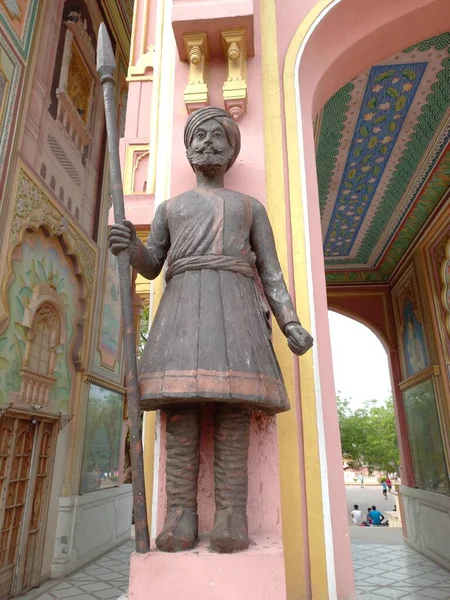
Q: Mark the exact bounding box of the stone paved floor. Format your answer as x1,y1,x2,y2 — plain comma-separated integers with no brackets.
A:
15,536,450,599
15,542,133,600
353,543,450,599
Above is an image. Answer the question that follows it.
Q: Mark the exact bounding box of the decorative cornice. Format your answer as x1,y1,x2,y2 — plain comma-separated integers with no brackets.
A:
399,365,440,391
82,373,126,395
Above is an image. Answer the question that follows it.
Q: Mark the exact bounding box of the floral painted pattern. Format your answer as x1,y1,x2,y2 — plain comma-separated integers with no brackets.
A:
324,62,427,258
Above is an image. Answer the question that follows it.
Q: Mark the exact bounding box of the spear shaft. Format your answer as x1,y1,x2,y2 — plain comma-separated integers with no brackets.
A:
97,23,150,554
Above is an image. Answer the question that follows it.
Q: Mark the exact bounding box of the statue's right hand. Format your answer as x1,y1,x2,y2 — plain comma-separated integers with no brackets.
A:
108,219,137,256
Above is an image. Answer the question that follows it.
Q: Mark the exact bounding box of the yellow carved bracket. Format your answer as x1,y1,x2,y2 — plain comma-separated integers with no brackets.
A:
183,33,209,113
222,29,248,120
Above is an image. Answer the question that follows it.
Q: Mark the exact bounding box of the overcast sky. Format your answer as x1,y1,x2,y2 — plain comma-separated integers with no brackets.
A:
328,311,392,409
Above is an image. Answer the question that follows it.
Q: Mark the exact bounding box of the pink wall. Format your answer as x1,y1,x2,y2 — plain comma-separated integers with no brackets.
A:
123,0,450,596
161,0,283,541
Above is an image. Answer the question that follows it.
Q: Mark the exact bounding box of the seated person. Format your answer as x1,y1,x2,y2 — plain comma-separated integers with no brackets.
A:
368,505,387,526
350,504,363,525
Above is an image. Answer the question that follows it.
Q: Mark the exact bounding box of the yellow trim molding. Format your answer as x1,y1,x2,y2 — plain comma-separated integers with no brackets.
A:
183,33,209,113
281,0,344,598
260,1,307,597
399,365,440,391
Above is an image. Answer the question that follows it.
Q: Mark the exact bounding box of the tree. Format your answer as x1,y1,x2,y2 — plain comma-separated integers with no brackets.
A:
138,303,150,357
337,396,400,474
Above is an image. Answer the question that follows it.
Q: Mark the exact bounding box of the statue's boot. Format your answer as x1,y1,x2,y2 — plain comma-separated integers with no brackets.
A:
210,404,251,553
156,404,200,552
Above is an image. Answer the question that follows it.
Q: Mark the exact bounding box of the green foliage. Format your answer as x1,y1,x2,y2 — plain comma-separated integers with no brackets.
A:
337,395,400,474
138,303,150,358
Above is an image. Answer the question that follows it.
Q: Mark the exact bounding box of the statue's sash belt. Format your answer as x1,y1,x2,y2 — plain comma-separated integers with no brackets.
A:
166,254,254,281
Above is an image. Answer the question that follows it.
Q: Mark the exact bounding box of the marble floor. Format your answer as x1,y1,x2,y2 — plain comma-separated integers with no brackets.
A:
14,542,133,600
353,543,450,599
13,537,450,600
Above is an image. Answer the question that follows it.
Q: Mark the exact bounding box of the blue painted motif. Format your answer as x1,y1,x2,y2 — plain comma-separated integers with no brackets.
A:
324,62,427,257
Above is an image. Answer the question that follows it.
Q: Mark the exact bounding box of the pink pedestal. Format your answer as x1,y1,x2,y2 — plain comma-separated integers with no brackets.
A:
128,535,286,600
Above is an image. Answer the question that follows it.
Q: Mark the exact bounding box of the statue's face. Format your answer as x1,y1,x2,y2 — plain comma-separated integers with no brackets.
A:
187,118,234,174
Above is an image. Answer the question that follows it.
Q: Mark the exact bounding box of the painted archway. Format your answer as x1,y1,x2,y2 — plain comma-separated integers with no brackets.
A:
274,0,450,597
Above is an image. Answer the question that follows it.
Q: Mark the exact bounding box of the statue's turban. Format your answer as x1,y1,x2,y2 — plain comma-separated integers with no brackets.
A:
184,107,241,171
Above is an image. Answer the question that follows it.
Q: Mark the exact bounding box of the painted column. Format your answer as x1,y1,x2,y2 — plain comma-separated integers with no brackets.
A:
122,0,367,599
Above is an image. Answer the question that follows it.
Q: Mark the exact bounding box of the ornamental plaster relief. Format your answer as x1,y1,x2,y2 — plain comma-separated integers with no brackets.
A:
9,169,96,289
0,167,98,378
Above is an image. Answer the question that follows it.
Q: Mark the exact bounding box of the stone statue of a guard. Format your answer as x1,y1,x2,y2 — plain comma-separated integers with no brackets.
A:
109,107,313,554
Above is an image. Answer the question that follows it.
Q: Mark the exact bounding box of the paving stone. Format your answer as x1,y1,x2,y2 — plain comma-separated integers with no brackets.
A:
421,589,450,599
51,588,85,599
51,584,73,591
79,583,112,593
366,589,409,599
91,589,122,599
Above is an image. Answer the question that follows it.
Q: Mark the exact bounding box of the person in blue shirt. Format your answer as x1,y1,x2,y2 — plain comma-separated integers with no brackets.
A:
382,480,388,499
368,505,385,526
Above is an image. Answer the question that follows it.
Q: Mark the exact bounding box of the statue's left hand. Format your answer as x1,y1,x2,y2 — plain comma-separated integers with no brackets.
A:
284,322,314,356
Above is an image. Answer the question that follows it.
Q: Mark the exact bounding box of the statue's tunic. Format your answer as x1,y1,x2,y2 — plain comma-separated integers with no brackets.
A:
131,187,300,415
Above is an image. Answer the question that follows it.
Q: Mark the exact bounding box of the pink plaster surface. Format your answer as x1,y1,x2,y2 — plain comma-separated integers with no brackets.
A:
124,82,152,140
157,3,282,542
156,407,282,536
128,534,286,600
172,0,254,59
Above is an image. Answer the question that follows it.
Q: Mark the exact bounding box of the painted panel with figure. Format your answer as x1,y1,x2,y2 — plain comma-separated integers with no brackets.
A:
392,263,430,379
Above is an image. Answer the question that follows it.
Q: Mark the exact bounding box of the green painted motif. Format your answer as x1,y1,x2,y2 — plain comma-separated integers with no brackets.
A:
316,82,354,217
326,146,450,283
0,239,77,411
316,33,450,284
0,2,39,60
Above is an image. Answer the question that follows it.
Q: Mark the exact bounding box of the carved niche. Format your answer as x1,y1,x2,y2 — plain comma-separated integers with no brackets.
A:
56,12,97,155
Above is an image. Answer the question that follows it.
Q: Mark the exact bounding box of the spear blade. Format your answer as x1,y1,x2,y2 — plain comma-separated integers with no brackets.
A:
97,23,116,80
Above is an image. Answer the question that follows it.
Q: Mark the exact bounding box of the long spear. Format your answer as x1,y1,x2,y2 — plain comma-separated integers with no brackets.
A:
97,23,150,554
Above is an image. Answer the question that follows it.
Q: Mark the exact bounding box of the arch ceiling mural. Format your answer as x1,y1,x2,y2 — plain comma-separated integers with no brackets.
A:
315,33,450,284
